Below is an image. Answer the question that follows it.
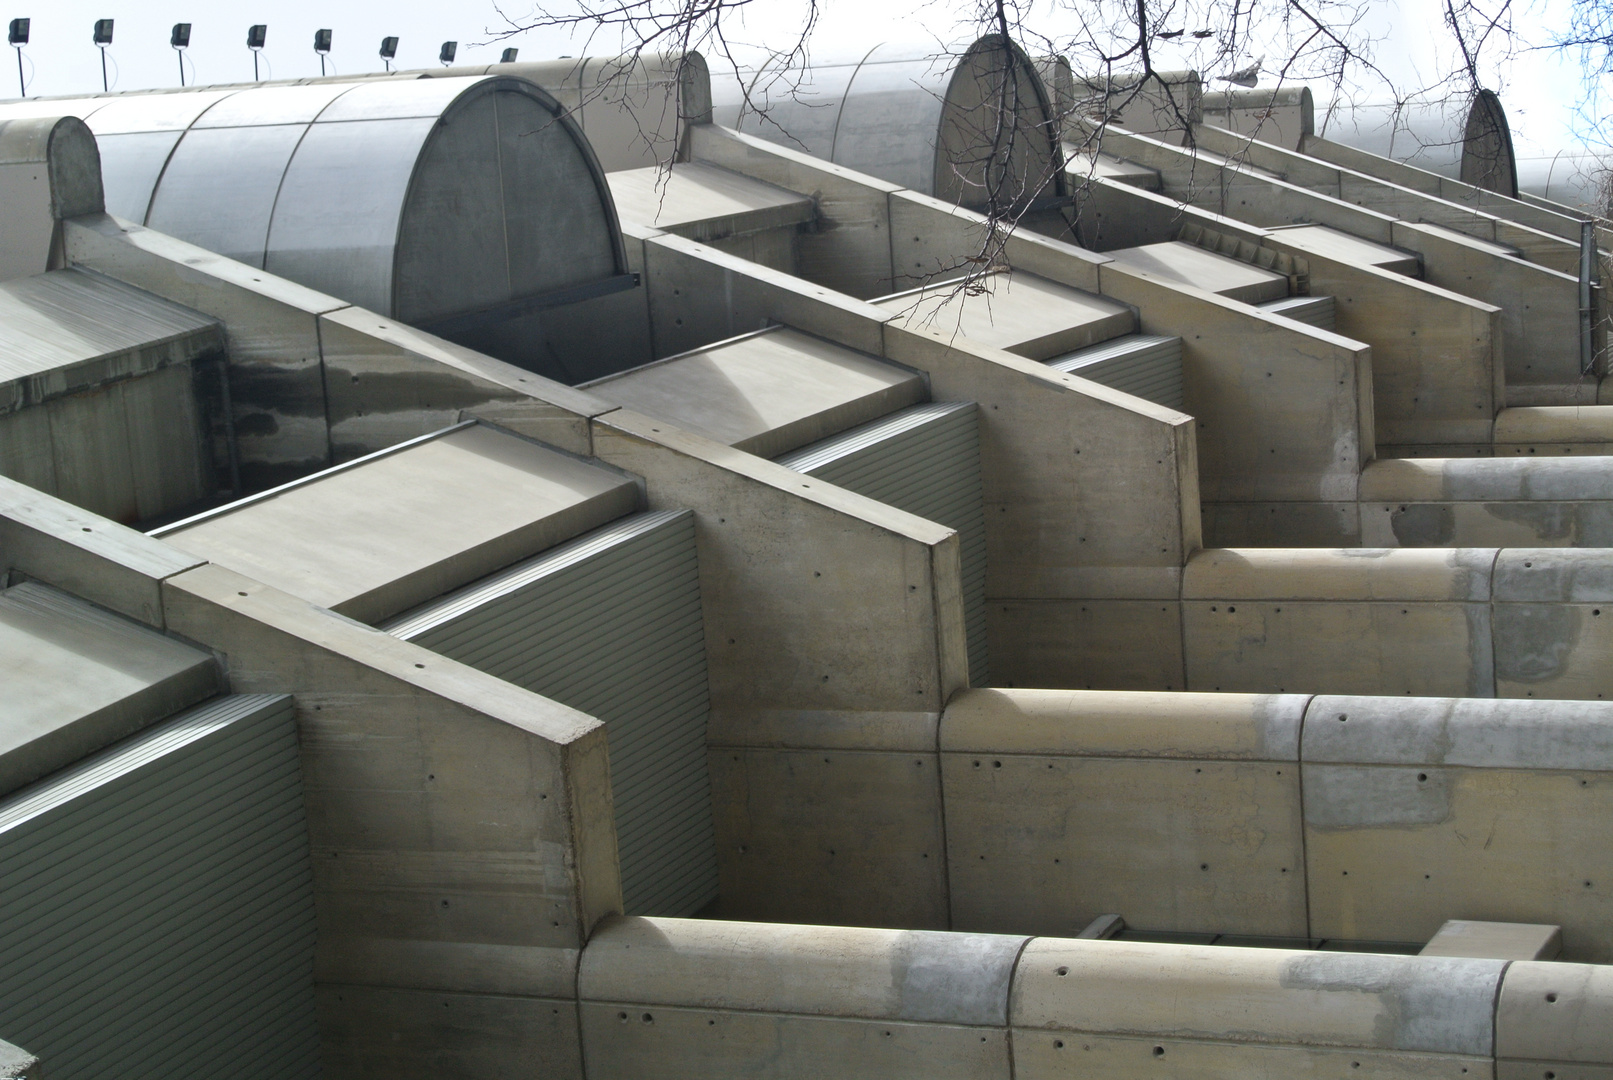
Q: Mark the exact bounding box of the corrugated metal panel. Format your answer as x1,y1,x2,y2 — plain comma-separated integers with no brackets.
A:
0,694,318,1080
776,402,988,685
384,510,717,917
1259,294,1337,331
1048,334,1184,410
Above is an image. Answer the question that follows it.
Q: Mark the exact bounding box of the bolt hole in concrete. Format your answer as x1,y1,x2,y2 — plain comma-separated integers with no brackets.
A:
1055,1041,1065,1049
1200,863,1209,871
238,591,248,597
80,526,91,532
1154,1046,1166,1058
1418,773,1428,782
1547,993,1558,1002
642,1014,654,1023
1338,714,1348,722
1056,966,1069,976
415,663,425,669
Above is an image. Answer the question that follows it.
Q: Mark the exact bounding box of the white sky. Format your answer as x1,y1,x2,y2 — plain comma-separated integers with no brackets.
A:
2,0,1604,159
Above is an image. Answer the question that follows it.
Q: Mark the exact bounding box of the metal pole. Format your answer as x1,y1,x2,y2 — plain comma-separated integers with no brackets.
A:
177,51,184,86
99,48,107,92
14,48,21,98
1580,219,1598,376
253,52,259,81
319,55,325,77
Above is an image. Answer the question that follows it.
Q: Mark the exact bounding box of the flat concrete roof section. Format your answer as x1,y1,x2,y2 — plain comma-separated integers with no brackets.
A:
587,327,928,458
0,269,222,415
1103,241,1290,303
0,580,220,797
1268,224,1423,276
874,270,1136,360
157,423,640,623
1063,149,1163,190
607,162,816,242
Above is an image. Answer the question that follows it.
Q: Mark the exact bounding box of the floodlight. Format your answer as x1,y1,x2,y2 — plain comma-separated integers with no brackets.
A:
171,23,190,49
439,40,456,66
93,19,112,92
314,27,332,76
247,24,266,81
8,18,26,99
380,35,397,71
500,47,518,63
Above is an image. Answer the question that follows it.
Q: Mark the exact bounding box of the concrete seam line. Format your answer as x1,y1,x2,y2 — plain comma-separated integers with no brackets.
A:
1295,693,1318,944
933,545,955,933
1003,932,1037,1078
1490,958,1513,1064
1486,546,1503,698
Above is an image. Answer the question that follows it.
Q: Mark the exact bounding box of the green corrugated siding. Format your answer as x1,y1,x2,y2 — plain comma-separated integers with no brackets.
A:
384,510,718,917
777,402,988,686
0,694,319,1080
1049,334,1185,410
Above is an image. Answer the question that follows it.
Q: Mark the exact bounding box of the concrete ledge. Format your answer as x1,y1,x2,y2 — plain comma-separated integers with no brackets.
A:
941,687,1305,759
1497,961,1613,1064
1011,938,1503,1056
1303,694,1613,770
1184,547,1495,601
0,474,204,627
580,916,1026,1025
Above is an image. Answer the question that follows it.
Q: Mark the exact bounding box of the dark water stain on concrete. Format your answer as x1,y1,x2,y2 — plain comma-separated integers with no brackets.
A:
1494,603,1583,683
1389,504,1454,546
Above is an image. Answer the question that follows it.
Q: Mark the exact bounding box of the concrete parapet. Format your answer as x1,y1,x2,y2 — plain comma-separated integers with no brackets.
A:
1497,961,1613,1073
1360,457,1613,547
578,916,1023,1078
933,687,1613,958
0,115,102,281
1012,940,1501,1072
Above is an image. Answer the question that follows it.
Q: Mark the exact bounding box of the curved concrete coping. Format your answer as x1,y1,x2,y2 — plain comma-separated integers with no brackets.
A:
1360,456,1613,502
941,688,1304,760
0,114,103,219
1495,406,1613,444
579,916,1026,1026
1498,961,1613,1063
1303,694,1613,770
1183,547,1496,601
1010,938,1504,1056
1493,547,1613,602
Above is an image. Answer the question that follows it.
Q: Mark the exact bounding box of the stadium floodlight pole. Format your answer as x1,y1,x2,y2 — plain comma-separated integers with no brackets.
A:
7,18,26,99
313,28,331,77
92,18,113,92
246,24,265,81
171,23,190,86
379,35,397,72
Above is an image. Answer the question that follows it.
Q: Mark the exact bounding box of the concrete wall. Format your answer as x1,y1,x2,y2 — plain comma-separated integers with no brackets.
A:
589,407,969,928
1192,122,1588,275
623,214,1203,695
62,214,608,489
943,687,1613,960
1090,123,1597,404
1073,175,1506,456
0,476,622,1079
574,915,1613,1078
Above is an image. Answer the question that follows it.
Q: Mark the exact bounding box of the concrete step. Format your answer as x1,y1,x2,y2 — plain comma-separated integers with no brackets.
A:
1103,240,1291,303
873,270,1136,360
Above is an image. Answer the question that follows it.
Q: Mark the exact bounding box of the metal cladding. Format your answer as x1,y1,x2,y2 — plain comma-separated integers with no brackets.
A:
712,35,1064,208
0,75,631,363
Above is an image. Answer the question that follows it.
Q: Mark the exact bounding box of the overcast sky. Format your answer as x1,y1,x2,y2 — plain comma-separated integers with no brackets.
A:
2,0,1603,159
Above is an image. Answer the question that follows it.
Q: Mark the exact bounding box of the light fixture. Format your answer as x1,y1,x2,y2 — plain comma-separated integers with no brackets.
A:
438,40,456,67
313,28,331,77
379,35,397,72
7,18,26,99
246,24,266,82
500,47,518,64
92,18,113,93
171,23,190,86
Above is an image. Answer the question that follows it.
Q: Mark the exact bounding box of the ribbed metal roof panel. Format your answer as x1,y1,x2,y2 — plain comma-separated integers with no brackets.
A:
778,401,988,685
386,509,717,917
0,693,318,1080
